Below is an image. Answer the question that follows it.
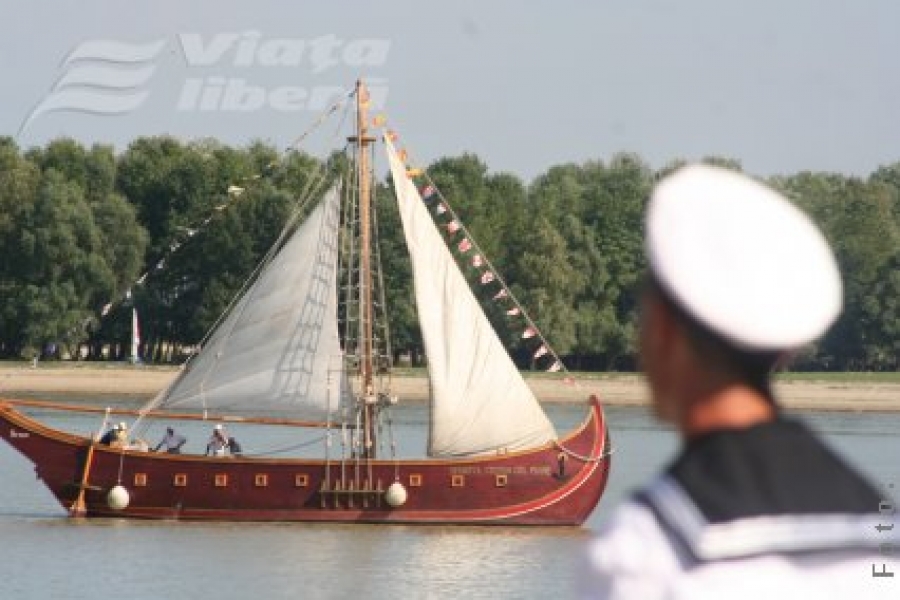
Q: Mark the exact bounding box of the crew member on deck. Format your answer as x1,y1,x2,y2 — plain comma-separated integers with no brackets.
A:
99,422,128,447
205,424,229,457
581,165,895,599
98,423,120,445
154,427,187,454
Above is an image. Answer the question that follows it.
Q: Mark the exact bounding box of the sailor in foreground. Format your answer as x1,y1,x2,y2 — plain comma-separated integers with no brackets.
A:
581,165,896,599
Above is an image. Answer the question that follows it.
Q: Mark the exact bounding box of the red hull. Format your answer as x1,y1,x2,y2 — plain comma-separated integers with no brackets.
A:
0,397,610,525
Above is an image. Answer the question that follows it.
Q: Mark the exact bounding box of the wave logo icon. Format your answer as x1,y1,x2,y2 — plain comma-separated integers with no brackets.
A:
18,38,167,137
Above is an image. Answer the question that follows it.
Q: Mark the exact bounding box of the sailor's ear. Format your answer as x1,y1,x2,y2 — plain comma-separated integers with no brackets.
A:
640,288,677,358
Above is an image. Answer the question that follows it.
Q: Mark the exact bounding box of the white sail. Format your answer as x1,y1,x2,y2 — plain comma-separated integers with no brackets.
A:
384,137,557,456
157,186,345,419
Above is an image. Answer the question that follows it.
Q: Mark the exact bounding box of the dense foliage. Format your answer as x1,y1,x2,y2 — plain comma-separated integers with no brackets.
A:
0,135,897,371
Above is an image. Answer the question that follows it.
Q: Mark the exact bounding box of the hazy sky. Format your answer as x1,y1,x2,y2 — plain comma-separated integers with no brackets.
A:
3,0,899,181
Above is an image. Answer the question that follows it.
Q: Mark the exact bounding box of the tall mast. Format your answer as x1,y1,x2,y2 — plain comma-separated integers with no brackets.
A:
353,79,377,458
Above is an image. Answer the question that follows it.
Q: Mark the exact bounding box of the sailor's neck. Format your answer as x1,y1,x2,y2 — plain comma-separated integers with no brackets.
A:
675,383,777,440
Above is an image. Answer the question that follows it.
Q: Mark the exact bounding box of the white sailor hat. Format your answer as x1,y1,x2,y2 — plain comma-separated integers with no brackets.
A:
647,164,842,351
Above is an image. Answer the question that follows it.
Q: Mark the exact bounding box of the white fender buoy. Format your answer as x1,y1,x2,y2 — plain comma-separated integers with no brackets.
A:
384,481,407,507
107,485,130,510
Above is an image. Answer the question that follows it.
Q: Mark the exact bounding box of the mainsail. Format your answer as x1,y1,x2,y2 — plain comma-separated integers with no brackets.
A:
385,137,557,456
155,186,345,419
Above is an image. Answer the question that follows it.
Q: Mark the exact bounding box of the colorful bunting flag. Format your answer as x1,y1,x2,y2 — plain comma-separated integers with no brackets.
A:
101,303,112,317
436,203,448,215
446,220,461,234
522,327,536,339
372,114,387,127
136,272,148,285
420,185,436,200
398,149,408,163
506,307,521,316
548,361,563,373
480,271,495,285
386,130,399,142
471,254,484,268
458,238,472,253
492,288,508,300
533,345,549,359
407,168,423,178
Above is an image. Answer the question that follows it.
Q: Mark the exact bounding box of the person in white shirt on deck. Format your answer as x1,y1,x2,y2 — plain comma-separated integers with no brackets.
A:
580,165,896,600
205,424,229,457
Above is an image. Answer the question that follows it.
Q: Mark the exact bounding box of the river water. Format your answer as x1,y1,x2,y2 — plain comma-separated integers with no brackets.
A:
1,401,897,599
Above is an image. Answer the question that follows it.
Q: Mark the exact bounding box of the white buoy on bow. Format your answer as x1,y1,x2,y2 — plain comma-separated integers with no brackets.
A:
107,485,130,510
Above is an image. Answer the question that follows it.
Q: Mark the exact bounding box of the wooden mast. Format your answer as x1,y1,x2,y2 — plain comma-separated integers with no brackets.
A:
353,79,377,459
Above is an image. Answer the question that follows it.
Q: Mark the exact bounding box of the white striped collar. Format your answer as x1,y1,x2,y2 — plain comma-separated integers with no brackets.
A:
640,475,888,562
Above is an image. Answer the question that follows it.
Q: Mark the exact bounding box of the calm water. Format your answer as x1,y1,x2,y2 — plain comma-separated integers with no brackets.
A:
1,401,898,599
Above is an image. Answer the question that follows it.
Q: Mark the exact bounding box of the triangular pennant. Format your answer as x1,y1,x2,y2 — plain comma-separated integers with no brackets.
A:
480,271,495,285
506,307,521,316
386,130,399,142
458,238,472,253
436,203,448,215
446,220,461,234
492,288,508,300
420,184,436,200
372,114,387,127
533,345,549,359
471,254,484,268
522,326,537,339
547,361,563,373
407,168,424,178
100,303,113,317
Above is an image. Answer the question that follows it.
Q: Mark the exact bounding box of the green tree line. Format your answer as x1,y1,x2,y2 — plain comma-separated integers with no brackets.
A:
0,136,897,371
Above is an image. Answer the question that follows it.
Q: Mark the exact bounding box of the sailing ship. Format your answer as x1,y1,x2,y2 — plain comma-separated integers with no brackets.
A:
0,81,611,525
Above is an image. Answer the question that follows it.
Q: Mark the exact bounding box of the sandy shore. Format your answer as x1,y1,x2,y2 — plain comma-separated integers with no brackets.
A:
1,364,897,412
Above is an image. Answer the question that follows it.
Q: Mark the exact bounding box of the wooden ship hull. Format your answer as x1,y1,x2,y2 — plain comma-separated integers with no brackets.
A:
0,398,609,525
